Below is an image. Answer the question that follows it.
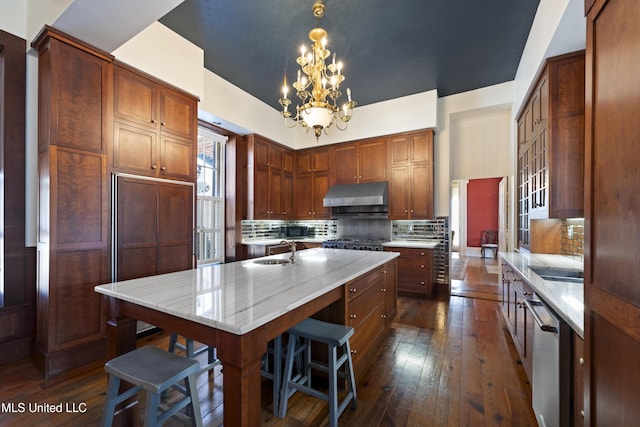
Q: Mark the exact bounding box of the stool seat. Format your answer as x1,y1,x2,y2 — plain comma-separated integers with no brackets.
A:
288,318,354,347
102,346,202,427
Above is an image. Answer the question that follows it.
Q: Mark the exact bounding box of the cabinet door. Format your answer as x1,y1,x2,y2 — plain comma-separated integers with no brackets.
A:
294,173,313,219
358,139,387,182
313,147,330,172
269,166,283,218
296,150,313,173
410,163,432,219
383,260,397,324
159,88,197,140
117,178,159,280
332,144,358,184
312,173,330,218
389,135,409,165
409,132,432,163
113,67,157,129
157,182,194,274
159,135,195,181
283,172,293,219
253,161,270,219
389,165,409,219
112,121,157,176
283,150,294,173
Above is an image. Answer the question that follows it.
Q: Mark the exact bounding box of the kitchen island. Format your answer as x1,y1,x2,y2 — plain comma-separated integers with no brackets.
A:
95,248,398,426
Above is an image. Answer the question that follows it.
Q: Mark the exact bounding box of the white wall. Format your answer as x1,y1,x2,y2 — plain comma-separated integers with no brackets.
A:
112,22,204,99
0,0,27,39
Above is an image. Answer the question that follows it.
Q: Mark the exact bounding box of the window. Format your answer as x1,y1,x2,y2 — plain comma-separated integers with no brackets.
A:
196,127,226,264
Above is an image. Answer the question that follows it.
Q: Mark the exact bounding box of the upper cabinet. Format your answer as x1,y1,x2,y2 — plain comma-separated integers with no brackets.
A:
516,51,585,249
331,138,387,185
112,65,197,182
388,130,434,220
247,135,294,220
294,147,330,220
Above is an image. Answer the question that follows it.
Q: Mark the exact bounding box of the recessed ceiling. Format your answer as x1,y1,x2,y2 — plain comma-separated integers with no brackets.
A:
159,0,540,111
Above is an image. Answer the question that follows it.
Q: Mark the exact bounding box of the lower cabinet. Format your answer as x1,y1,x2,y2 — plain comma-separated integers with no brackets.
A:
500,262,534,379
344,259,397,376
573,333,585,427
385,247,433,295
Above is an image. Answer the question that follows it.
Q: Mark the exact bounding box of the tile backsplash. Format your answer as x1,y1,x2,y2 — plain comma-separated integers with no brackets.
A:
561,219,584,262
241,220,338,242
391,219,447,240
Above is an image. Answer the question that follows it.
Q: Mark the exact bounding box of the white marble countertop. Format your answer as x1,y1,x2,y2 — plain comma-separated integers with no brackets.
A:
95,248,399,335
384,240,440,249
500,251,584,338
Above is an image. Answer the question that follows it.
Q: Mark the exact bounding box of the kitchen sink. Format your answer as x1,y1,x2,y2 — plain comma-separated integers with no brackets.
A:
528,266,584,283
253,259,290,265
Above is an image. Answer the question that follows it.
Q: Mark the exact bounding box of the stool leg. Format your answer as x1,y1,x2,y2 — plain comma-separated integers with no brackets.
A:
185,374,203,427
143,391,161,427
272,335,282,417
185,339,195,358
168,333,178,353
328,344,338,427
345,340,357,409
279,336,297,418
102,375,121,427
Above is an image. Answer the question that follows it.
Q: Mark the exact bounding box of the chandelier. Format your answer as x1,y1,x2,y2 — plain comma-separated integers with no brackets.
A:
279,0,356,141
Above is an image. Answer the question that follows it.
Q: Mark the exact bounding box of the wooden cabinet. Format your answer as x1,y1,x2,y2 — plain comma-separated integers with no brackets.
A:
294,147,330,219
573,333,584,427
583,1,640,424
388,130,434,220
345,259,397,376
500,261,534,380
331,138,387,185
112,65,197,182
385,246,433,295
33,28,113,377
114,176,194,280
247,135,294,220
516,51,585,250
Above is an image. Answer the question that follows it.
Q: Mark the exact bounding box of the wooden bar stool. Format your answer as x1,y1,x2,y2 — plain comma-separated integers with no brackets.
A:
102,345,203,427
279,318,357,427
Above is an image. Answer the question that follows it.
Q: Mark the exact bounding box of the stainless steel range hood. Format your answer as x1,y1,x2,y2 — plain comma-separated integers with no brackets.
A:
323,181,389,219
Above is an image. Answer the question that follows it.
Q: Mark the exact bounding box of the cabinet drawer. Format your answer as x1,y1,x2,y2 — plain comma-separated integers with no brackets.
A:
346,267,384,302
350,299,385,369
348,285,384,328
390,247,431,258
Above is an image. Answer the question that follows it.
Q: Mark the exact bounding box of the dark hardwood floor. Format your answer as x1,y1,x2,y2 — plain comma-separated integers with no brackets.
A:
0,259,536,426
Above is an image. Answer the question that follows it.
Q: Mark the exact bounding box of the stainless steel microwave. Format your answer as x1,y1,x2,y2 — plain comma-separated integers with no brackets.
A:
281,226,308,238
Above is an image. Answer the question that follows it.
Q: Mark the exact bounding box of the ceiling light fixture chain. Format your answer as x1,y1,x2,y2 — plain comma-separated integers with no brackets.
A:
279,0,356,141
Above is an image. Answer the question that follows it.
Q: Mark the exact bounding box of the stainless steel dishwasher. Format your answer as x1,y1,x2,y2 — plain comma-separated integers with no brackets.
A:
525,299,571,427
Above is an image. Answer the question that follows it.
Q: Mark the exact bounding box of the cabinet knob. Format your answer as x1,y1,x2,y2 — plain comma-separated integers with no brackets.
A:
353,176,357,179
349,314,357,319
151,119,156,124
359,175,362,178
523,291,532,296
380,288,386,292
420,252,425,256
580,410,584,419
349,288,357,293
160,166,166,171
420,281,425,285
151,164,157,169
404,210,408,213
161,121,166,126
579,357,585,366
381,314,387,319
410,209,414,213
350,350,357,355
420,265,425,268
381,269,387,274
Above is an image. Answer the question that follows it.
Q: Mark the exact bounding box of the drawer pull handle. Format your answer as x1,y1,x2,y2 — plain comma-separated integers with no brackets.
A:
349,314,357,319
351,350,357,355
381,314,387,319
350,288,357,293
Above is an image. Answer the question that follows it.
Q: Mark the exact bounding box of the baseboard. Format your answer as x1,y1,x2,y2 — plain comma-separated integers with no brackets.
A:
32,338,107,378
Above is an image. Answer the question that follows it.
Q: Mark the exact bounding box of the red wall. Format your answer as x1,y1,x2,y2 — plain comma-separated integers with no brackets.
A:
467,178,501,247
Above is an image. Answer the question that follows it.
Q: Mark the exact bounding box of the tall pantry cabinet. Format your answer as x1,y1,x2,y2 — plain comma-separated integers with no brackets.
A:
584,0,640,424
33,27,112,377
33,27,198,377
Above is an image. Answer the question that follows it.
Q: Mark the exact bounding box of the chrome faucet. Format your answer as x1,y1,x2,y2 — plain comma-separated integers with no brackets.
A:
280,240,296,264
